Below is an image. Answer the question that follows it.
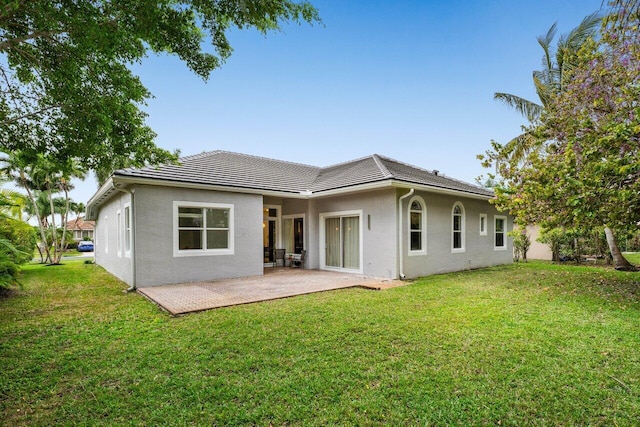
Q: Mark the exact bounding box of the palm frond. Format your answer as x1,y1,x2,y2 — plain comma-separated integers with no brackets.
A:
559,11,602,54
537,22,558,73
493,93,543,122
502,131,544,166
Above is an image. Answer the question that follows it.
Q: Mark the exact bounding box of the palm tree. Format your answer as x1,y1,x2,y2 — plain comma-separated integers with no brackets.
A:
1,151,86,264
494,11,635,270
0,151,53,263
494,11,602,163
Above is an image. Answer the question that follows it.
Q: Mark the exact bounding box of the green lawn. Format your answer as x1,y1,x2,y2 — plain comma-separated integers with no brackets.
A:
1,260,639,426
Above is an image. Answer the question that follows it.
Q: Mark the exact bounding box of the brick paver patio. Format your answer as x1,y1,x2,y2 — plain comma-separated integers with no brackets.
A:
137,268,404,315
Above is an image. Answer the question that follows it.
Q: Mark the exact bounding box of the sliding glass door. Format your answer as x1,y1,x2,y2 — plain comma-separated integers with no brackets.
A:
323,212,361,272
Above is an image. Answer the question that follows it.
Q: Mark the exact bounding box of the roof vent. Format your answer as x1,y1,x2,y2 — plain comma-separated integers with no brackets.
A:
432,170,439,176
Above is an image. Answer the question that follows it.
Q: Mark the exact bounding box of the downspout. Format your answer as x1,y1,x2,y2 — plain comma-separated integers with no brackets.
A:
115,186,137,292
398,188,414,279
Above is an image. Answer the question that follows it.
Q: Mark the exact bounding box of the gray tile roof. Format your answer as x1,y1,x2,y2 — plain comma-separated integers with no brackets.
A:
113,150,493,198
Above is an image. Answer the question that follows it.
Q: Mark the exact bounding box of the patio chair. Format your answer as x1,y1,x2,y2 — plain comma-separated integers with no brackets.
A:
291,250,306,268
274,249,286,267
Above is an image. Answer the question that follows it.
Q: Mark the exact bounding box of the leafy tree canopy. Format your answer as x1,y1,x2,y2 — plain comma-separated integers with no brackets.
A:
0,0,320,182
483,3,639,270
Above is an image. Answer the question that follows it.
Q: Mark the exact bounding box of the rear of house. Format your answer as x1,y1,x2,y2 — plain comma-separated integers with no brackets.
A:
87,151,512,288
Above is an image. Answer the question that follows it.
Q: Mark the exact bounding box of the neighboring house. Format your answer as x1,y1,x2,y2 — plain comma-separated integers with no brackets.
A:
86,151,513,288
66,217,95,242
524,225,553,260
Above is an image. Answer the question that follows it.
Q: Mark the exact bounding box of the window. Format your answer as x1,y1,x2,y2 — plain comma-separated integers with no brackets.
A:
124,205,131,255
479,213,487,236
173,202,234,256
117,210,122,256
452,203,465,252
495,216,507,250
408,197,426,255
104,215,108,254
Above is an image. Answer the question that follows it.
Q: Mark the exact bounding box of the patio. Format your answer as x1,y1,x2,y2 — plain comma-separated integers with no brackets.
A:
137,268,405,315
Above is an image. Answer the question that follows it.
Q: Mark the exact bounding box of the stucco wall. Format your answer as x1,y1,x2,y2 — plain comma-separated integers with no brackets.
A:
400,190,513,278
523,225,553,260
312,189,398,278
131,185,263,287
94,191,133,285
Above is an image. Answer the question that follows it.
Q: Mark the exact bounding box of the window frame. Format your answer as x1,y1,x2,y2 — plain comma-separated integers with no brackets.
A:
116,209,122,257
173,201,234,257
494,215,507,250
104,215,108,254
282,213,305,254
451,202,465,253
408,196,427,256
124,203,132,257
479,213,487,236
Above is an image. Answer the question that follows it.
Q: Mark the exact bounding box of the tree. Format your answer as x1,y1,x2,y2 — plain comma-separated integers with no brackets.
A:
511,228,531,262
483,6,640,271
491,12,601,165
0,181,36,289
1,1,320,182
1,151,84,264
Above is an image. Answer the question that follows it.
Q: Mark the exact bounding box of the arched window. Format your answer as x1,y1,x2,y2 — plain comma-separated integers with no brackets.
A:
452,202,465,252
408,197,426,254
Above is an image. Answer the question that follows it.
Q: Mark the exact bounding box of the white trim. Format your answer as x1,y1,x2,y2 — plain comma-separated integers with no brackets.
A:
479,213,487,236
89,175,494,221
116,209,122,257
124,203,132,258
107,176,493,201
451,202,465,253
263,204,282,249
494,215,508,251
319,209,364,274
282,213,306,253
408,196,427,256
173,201,234,257
104,215,108,254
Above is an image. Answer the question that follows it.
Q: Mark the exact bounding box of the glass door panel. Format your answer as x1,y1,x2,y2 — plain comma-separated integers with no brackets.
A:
325,217,341,267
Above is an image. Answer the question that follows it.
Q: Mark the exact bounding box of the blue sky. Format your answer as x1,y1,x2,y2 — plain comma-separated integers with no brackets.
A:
74,0,604,205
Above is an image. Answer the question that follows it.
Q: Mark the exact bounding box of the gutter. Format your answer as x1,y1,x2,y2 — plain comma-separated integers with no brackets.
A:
114,186,137,292
398,188,414,279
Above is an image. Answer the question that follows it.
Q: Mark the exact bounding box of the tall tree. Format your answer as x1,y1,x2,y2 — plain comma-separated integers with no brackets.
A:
0,1,320,182
491,12,601,164
483,5,640,270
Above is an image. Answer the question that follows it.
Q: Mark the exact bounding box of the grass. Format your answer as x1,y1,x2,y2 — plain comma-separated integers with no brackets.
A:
1,260,639,426
624,251,640,265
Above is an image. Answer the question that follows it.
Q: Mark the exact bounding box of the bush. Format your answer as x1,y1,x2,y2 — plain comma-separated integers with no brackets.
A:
0,218,37,288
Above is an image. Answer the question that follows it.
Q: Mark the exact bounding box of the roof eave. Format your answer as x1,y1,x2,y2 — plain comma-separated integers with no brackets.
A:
85,174,494,219
309,180,494,200
111,175,311,199
85,177,116,220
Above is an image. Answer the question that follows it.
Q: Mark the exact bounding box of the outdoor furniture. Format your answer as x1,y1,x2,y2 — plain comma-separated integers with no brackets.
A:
290,250,306,268
274,249,286,267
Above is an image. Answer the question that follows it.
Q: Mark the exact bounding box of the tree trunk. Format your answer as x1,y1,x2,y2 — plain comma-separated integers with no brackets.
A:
55,184,70,264
19,171,51,264
604,227,636,271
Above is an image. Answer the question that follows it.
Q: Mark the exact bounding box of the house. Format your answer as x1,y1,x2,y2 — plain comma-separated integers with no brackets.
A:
65,217,95,242
86,151,513,288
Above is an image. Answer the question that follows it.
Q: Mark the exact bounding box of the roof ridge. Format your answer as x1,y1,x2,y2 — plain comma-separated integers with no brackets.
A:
179,150,223,161
320,153,380,170
371,154,393,178
182,150,321,171
377,154,491,193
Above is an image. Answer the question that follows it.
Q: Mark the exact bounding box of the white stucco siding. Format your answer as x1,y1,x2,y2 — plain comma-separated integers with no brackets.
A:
401,191,513,278
93,191,133,285
312,189,398,279
132,185,263,287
